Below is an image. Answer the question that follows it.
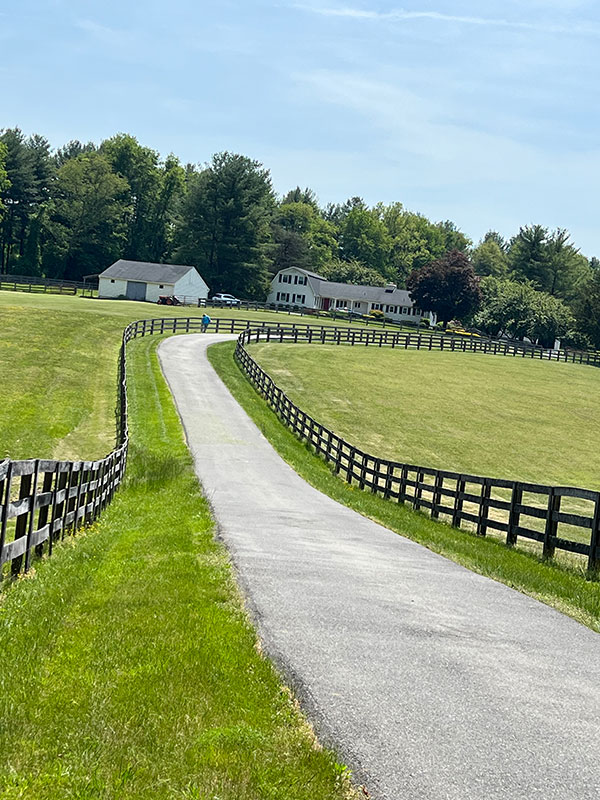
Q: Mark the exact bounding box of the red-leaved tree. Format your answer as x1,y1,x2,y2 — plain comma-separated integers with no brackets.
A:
406,250,482,328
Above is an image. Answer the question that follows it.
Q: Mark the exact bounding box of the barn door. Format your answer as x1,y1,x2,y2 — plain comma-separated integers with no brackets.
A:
126,281,146,301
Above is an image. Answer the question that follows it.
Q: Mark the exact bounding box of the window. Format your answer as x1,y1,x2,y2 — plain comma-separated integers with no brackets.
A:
159,284,164,289
354,302,362,309
110,279,115,283
278,274,282,283
401,307,408,315
386,305,397,314
415,308,421,316
371,303,382,310
336,299,346,308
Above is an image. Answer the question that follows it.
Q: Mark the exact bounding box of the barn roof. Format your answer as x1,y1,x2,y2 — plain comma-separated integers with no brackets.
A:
99,260,197,284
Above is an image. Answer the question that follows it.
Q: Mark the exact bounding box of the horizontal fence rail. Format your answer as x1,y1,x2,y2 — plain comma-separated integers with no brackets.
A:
234,326,600,571
3,316,599,582
0,274,93,295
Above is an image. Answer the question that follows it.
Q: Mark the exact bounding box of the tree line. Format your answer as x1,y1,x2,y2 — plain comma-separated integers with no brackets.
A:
0,128,598,348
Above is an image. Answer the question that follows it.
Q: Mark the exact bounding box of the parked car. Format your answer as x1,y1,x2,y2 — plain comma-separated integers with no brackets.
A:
211,293,241,306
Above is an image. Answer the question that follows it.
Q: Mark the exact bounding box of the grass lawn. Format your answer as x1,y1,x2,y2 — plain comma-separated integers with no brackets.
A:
0,334,356,799
246,344,600,491
0,290,395,461
208,341,600,632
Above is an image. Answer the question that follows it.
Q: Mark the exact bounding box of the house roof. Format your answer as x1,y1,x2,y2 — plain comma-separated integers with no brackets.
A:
312,279,413,305
295,267,327,280
99,260,197,284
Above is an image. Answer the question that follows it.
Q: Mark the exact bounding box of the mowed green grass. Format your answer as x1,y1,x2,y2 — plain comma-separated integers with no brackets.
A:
0,334,356,800
208,342,600,630
0,291,385,461
247,344,600,491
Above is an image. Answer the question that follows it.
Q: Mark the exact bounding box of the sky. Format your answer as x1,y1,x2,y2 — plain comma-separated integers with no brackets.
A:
2,0,599,256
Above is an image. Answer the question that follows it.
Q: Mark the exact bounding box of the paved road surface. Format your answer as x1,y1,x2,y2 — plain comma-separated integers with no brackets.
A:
159,333,600,800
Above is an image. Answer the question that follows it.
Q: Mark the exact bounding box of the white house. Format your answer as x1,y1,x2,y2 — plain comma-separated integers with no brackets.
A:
98,260,209,303
267,267,435,324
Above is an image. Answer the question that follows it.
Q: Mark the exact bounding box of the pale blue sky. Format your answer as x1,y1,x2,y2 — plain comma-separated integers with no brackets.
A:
2,1,599,255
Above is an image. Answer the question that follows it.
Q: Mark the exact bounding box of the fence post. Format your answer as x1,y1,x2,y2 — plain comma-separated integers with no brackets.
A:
543,488,560,560
588,494,600,572
452,476,465,529
431,472,443,519
507,483,522,546
399,464,409,503
24,460,40,571
12,471,33,577
35,468,54,558
0,463,13,580
414,469,424,510
476,479,491,536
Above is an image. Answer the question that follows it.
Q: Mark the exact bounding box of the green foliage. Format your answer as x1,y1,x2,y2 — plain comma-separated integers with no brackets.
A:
281,185,319,209
175,152,274,298
572,268,600,349
54,139,96,167
101,134,185,263
320,257,387,286
475,278,575,346
0,128,54,273
339,205,392,275
41,152,130,280
271,200,338,273
508,225,590,301
0,142,9,222
472,239,509,277
407,250,482,325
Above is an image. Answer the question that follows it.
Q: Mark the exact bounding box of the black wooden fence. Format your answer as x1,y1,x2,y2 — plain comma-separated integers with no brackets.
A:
3,316,599,582
234,326,600,571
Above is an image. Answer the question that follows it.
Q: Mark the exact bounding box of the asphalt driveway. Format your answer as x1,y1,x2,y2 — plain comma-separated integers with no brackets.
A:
159,333,600,800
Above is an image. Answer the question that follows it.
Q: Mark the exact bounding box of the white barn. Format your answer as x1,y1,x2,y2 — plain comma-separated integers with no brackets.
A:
98,260,209,303
267,267,435,325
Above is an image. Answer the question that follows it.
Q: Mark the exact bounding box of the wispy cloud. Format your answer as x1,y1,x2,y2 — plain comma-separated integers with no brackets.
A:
295,5,600,37
76,19,138,49
294,69,600,189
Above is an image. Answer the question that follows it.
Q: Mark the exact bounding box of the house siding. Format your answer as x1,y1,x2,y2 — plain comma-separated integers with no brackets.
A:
98,278,128,298
267,269,318,307
268,268,435,324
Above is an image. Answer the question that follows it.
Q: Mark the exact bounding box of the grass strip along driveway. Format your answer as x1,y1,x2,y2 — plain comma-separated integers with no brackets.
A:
208,341,600,632
0,335,356,800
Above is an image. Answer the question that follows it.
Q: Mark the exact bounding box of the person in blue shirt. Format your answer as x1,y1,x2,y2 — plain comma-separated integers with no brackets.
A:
201,313,211,333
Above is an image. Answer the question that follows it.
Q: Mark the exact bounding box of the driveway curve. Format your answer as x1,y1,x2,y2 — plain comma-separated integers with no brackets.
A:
158,333,600,800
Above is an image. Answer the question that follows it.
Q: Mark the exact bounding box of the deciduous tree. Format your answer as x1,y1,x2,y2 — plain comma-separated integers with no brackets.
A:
407,250,481,327
41,152,130,280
